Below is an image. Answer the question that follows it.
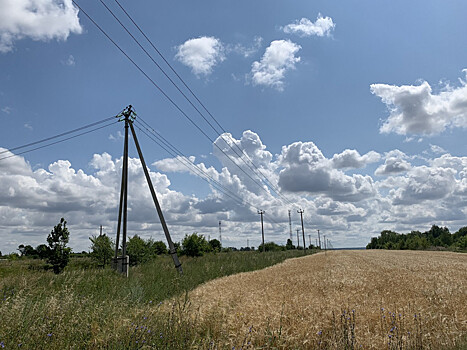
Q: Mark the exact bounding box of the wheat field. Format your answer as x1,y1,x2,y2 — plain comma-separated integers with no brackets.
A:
187,250,467,349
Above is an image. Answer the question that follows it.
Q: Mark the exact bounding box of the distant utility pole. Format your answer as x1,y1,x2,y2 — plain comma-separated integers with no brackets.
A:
317,229,321,249
258,210,265,252
309,235,311,248
296,228,300,248
247,239,249,248
324,234,327,255
288,210,293,242
297,209,306,252
100,225,103,236
219,221,222,246
316,238,318,247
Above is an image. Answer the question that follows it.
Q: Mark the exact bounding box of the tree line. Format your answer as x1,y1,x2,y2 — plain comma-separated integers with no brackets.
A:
366,225,467,251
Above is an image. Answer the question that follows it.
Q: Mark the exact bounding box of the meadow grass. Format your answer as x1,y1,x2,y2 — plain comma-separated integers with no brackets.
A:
0,250,306,349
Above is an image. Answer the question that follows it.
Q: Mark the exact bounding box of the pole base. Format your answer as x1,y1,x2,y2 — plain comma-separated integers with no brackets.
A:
111,255,129,277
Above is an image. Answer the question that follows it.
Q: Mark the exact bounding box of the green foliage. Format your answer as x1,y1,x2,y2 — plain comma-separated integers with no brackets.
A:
35,244,50,260
208,238,221,252
46,218,72,274
367,225,467,251
181,233,209,257
126,235,152,266
258,242,285,252
89,234,114,266
148,239,167,255
285,238,295,250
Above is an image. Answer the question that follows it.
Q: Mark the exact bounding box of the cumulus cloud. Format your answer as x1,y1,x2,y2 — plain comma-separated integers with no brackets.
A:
331,149,380,169
371,70,467,135
375,150,411,176
175,36,225,76
0,0,82,53
250,40,301,91
282,14,335,37
278,142,376,202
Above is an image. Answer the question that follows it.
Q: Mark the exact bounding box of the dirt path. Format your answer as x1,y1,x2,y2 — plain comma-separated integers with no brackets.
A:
188,250,467,348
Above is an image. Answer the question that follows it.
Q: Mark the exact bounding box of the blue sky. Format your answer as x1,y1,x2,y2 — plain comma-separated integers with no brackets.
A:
1,0,467,253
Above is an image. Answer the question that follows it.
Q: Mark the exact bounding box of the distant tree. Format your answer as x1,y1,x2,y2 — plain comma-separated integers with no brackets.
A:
23,245,36,257
36,244,50,260
258,242,284,252
208,239,221,252
182,233,209,257
0,251,2,257
47,218,72,274
126,235,156,266
89,234,114,267
285,239,295,250
148,240,167,255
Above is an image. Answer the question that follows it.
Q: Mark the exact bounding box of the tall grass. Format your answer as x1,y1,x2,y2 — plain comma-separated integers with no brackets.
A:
0,250,305,348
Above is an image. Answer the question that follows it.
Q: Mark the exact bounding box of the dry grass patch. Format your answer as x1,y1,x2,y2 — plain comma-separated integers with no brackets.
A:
188,250,467,349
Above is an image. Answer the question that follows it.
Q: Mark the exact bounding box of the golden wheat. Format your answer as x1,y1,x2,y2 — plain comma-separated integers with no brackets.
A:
187,250,467,349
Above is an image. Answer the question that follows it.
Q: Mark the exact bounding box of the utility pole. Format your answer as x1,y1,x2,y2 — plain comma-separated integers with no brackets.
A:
219,221,222,246
296,228,300,248
113,105,183,276
309,235,311,248
288,210,293,242
100,225,103,236
317,229,321,249
258,210,265,252
247,239,249,248
297,209,306,252
324,234,327,255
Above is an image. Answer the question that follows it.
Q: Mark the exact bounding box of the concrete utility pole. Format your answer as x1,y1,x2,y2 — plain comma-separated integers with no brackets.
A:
316,238,318,247
247,239,249,248
309,235,311,248
219,221,222,246
100,225,103,236
258,210,265,252
317,229,321,249
288,210,293,242
296,228,300,248
324,234,327,255
297,209,306,252
113,105,183,276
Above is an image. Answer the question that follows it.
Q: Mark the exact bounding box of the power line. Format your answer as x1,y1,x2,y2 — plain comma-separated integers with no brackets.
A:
0,120,118,162
88,0,296,209
111,0,296,209
0,116,115,156
73,0,276,205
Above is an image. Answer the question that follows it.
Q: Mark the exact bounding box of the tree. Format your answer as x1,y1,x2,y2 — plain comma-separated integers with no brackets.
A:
208,239,221,252
36,244,50,260
17,244,25,256
126,235,151,266
182,233,209,257
47,218,72,274
89,234,114,267
285,239,295,250
148,240,167,255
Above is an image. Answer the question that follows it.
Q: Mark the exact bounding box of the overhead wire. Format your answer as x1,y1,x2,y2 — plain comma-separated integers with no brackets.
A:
72,0,276,207
111,0,296,209
90,0,296,209
0,116,115,156
0,120,118,162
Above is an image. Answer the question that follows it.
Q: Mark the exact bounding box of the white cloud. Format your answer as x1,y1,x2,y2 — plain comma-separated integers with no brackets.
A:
331,149,380,169
2,106,12,114
251,40,301,91
175,36,225,76
282,14,335,37
62,54,75,66
375,150,411,176
371,70,467,135
429,144,447,154
0,0,82,53
278,142,376,202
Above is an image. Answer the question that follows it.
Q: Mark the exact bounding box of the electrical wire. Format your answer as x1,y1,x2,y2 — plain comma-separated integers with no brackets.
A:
0,116,115,156
0,121,118,162
82,0,296,209
111,0,296,209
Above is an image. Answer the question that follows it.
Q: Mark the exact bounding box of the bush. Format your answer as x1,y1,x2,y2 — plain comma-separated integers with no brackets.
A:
182,233,209,257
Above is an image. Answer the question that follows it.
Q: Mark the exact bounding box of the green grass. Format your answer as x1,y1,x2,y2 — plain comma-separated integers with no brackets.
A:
0,250,306,349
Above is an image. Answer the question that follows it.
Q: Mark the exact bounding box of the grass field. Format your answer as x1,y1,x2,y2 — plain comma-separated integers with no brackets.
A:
0,249,466,349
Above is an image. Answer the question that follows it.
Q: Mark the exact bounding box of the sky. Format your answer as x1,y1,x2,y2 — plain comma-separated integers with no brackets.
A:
1,0,467,254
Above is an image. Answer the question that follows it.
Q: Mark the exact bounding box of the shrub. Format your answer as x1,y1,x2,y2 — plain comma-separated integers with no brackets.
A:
47,218,72,274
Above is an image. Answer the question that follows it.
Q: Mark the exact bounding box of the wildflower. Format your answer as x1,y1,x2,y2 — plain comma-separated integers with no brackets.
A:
317,331,322,336
47,333,52,337
143,317,147,320
0,341,4,348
